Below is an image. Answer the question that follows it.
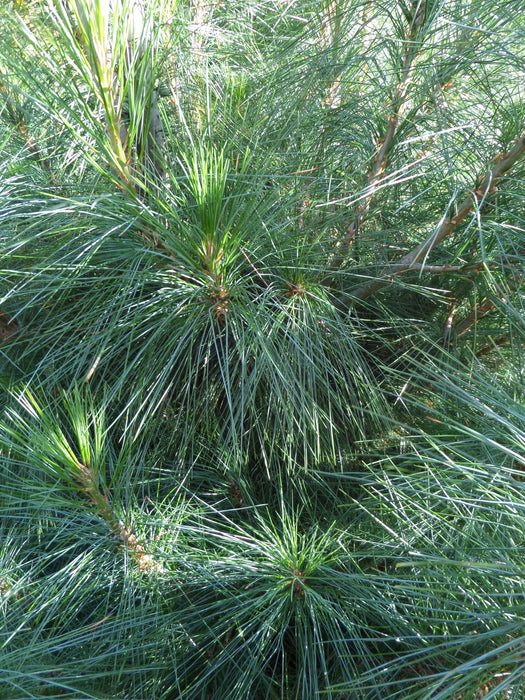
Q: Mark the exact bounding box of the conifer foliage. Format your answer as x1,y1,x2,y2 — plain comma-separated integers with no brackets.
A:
1,1,525,697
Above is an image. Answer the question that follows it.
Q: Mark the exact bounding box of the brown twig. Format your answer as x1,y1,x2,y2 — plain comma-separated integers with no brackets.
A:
453,298,497,338
452,269,522,338
475,336,511,357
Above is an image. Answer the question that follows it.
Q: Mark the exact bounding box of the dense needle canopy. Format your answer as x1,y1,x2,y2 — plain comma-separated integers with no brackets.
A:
1,0,525,698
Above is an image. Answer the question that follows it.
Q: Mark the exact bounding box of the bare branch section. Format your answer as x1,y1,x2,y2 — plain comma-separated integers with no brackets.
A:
449,269,523,340
342,132,525,305
389,262,489,275
453,297,498,338
332,1,426,267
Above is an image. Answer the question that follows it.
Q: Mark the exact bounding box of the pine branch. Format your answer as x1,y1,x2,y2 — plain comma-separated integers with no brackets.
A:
453,298,497,338
73,456,164,574
450,270,522,340
340,132,525,306
331,0,427,268
388,262,488,275
475,336,511,357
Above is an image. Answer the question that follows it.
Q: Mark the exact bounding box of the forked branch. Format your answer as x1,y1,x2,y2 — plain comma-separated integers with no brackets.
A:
341,132,525,305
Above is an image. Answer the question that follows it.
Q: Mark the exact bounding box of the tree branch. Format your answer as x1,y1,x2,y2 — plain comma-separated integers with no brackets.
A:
331,1,427,268
340,132,525,305
388,262,488,275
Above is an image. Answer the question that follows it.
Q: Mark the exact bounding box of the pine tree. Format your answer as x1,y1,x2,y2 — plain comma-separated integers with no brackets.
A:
1,1,525,697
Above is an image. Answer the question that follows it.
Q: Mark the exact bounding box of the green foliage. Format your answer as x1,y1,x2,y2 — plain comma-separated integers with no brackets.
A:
1,0,525,697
